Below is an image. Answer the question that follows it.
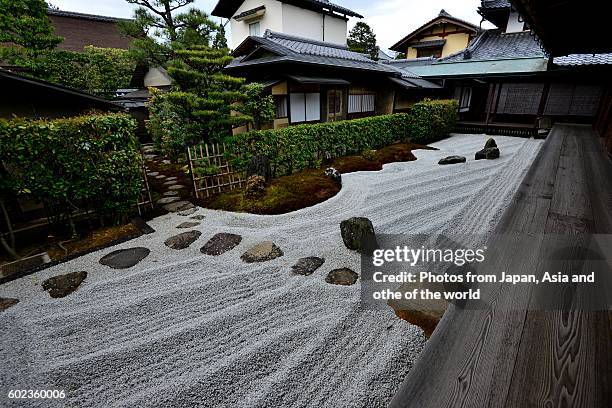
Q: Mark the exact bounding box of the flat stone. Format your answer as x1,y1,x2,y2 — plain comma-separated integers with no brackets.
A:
42,271,87,298
155,175,167,180
164,180,178,186
201,233,242,256
157,197,180,205
164,231,202,250
178,208,198,216
100,247,150,269
191,215,206,220
325,268,359,286
291,257,325,276
166,177,178,181
163,191,179,196
164,201,193,213
143,154,157,160
241,241,284,263
168,184,186,190
177,222,200,229
340,217,378,255
438,156,467,165
0,298,19,312
146,172,159,177
162,160,171,165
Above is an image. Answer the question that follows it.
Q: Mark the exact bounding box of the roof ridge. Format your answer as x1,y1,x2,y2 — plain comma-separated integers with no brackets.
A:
264,30,349,50
47,8,130,22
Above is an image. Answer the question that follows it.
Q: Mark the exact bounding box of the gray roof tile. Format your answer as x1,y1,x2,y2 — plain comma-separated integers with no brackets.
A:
554,53,612,66
480,0,511,9
440,29,544,62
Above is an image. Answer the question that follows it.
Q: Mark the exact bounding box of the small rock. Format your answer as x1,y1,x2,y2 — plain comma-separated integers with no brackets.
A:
241,241,284,263
164,201,193,213
147,172,159,177
157,196,180,205
178,208,198,216
484,138,497,149
164,180,178,186
438,156,467,165
163,191,179,197
475,147,500,161
168,185,186,191
177,222,200,229
100,247,150,269
201,233,242,256
191,215,206,220
42,271,87,298
0,298,19,312
340,217,378,255
326,268,359,286
164,231,202,250
325,167,342,186
291,257,325,276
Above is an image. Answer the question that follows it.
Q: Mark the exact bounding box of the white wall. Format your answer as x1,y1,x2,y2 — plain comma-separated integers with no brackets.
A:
229,0,283,48
506,11,526,33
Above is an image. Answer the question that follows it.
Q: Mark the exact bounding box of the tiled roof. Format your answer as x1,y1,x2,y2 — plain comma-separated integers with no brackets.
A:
480,0,511,9
554,53,612,66
47,8,129,23
265,31,372,62
440,29,544,62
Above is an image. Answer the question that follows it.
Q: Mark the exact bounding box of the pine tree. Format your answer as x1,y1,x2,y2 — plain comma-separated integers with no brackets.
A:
347,22,378,60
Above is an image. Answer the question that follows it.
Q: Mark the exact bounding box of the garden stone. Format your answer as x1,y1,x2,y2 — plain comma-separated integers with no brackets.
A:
131,217,155,234
326,268,358,286
201,233,242,256
42,271,87,298
475,147,500,161
162,160,171,165
246,155,272,182
166,177,178,181
164,180,178,186
178,207,198,216
157,197,180,205
164,201,193,213
147,172,159,177
244,175,266,199
0,298,19,312
144,154,157,160
484,138,497,149
168,184,186,190
164,231,202,250
164,191,179,197
100,247,150,269
291,257,325,276
155,175,166,180
340,217,378,255
325,167,342,186
177,222,200,229
241,241,284,263
438,156,467,165
191,215,206,220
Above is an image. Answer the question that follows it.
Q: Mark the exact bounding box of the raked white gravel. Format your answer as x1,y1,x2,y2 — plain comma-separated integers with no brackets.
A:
0,134,543,408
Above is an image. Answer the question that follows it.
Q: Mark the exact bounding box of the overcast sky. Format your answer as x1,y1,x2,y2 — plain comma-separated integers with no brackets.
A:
49,0,491,50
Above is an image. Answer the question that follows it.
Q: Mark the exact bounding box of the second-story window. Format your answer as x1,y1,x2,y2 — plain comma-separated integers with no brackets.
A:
249,22,261,36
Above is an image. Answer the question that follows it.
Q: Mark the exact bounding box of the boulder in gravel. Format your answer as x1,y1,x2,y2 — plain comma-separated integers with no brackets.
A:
157,196,180,205
484,138,497,149
200,233,242,256
475,147,500,161
42,271,87,298
291,257,325,276
326,268,359,286
191,215,206,221
164,201,193,213
325,167,342,186
438,156,467,165
164,231,202,250
100,247,150,269
177,222,200,229
0,297,19,312
241,241,284,263
340,217,378,255
246,155,272,182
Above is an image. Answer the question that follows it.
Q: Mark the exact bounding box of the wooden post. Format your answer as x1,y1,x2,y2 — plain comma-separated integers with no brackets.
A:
187,146,199,200
485,83,496,125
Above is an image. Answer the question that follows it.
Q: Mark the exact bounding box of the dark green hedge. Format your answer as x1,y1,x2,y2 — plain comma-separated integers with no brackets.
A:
0,114,142,224
227,99,458,176
409,99,459,144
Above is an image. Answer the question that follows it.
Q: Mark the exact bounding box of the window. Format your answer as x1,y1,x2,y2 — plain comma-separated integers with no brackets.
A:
417,47,443,58
327,89,343,121
454,86,472,113
348,93,376,114
274,95,288,118
249,22,261,36
290,93,320,123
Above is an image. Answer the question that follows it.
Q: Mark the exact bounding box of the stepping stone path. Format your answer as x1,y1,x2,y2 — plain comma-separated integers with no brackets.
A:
291,257,325,276
340,217,378,255
191,215,206,220
147,172,159,177
241,241,283,263
166,177,178,181
178,208,197,216
168,184,185,190
438,156,466,165
164,191,179,197
177,222,200,229
0,298,19,312
157,197,180,205
201,233,242,256
100,247,150,269
155,175,166,180
164,231,202,250
42,271,87,298
326,268,359,286
164,201,193,213
164,180,178,186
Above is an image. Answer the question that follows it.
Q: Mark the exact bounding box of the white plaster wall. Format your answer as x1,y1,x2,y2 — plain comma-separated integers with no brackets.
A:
506,11,526,33
229,0,284,48
281,3,347,44
323,15,348,45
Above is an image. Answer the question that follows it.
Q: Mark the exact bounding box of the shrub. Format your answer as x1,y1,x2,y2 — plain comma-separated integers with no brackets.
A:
408,99,458,144
0,114,142,231
227,113,412,176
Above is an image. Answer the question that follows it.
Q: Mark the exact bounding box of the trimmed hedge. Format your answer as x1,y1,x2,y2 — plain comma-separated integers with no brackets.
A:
227,99,458,176
0,114,142,226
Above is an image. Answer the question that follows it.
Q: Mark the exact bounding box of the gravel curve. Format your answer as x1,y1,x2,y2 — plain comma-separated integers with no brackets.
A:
0,134,543,408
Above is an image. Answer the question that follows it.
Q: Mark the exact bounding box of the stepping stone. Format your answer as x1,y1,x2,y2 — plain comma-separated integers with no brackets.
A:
162,160,171,165
100,247,150,269
143,154,157,160
168,184,185,190
157,196,180,205
164,180,178,186
0,298,19,312
164,201,194,213
164,231,202,250
201,233,242,256
178,208,197,216
241,241,283,263
147,172,159,177
177,222,200,229
325,268,358,286
155,175,167,180
164,191,179,197
340,217,378,255
166,177,178,181
438,156,466,165
291,257,325,276
42,271,87,298
191,215,206,220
